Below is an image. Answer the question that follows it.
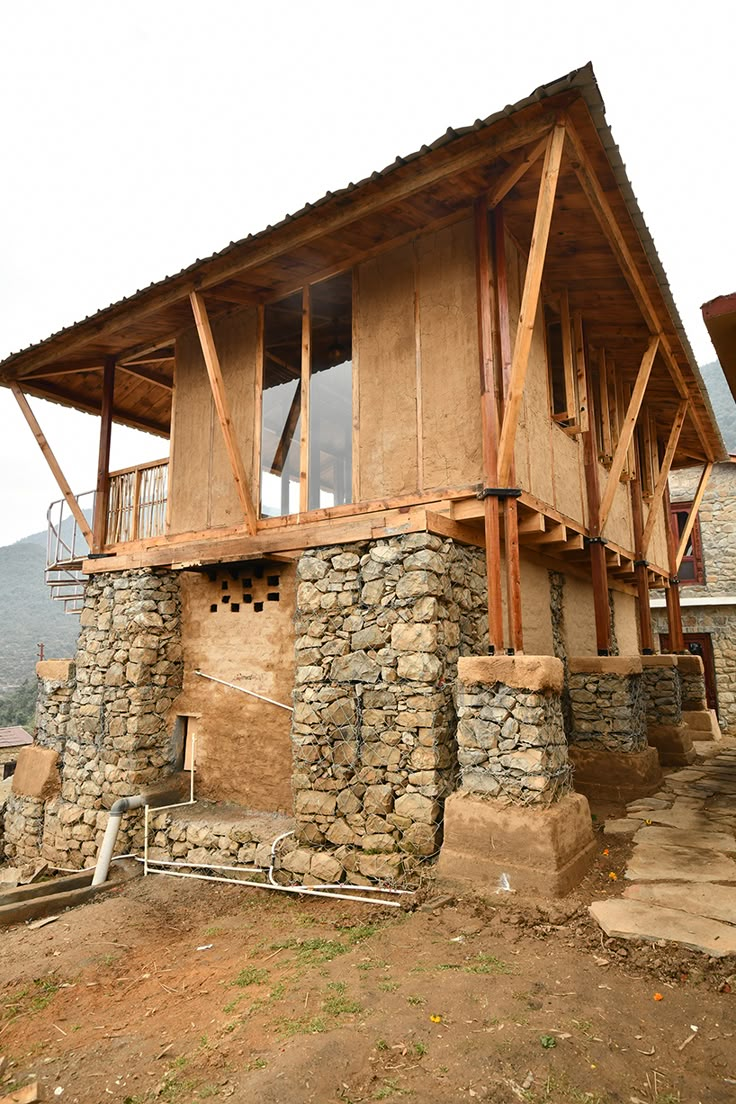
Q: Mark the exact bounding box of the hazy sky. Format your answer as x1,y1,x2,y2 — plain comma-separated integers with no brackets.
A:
1,0,734,545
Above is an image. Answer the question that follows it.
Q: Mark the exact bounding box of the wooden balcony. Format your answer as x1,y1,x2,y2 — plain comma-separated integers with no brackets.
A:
105,459,169,545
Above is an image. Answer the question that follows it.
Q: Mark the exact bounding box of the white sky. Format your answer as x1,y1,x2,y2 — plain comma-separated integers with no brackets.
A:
0,0,734,545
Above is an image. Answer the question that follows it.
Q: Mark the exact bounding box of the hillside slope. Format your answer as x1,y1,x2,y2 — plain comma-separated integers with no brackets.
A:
701,359,736,452
0,539,79,690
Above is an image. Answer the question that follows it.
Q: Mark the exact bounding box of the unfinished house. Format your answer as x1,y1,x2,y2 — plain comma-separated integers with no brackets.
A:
0,64,726,895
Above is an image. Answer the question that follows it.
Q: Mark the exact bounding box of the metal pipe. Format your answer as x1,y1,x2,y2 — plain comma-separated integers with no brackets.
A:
194,670,293,712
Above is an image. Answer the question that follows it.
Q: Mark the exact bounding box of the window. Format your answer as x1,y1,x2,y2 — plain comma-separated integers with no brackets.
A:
544,293,587,433
259,273,353,518
260,292,302,518
669,502,705,585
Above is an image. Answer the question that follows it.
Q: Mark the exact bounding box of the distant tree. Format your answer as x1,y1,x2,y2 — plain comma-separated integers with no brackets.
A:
0,679,37,731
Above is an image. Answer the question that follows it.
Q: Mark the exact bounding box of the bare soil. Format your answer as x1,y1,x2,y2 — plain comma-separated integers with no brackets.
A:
0,831,734,1104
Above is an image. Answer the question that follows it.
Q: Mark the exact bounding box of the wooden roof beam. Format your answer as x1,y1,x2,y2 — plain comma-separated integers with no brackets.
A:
18,358,106,380
116,364,173,391
642,399,689,555
486,134,549,209
599,336,659,530
563,117,715,460
10,383,94,545
675,461,714,570
497,124,566,485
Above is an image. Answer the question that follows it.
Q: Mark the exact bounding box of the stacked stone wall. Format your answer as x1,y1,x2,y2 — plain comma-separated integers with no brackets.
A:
3,570,183,867
641,662,682,727
290,534,487,882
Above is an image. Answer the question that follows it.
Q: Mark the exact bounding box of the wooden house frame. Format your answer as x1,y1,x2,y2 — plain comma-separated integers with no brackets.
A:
0,64,726,892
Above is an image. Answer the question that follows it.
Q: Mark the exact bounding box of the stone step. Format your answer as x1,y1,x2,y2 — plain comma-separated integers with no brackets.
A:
590,898,736,957
624,881,736,926
626,843,736,884
633,824,736,855
626,807,716,832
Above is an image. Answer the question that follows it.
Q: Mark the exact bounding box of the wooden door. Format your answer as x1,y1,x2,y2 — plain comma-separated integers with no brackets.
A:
659,631,718,715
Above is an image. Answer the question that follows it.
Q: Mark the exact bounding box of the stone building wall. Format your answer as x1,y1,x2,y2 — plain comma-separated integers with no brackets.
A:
289,534,487,882
3,570,183,867
650,461,736,735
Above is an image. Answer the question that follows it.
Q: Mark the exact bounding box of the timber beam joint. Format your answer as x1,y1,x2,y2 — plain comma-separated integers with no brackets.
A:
477,486,522,500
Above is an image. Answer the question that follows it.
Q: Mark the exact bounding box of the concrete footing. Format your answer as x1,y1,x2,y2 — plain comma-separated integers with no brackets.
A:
568,745,662,803
437,791,596,897
646,724,697,767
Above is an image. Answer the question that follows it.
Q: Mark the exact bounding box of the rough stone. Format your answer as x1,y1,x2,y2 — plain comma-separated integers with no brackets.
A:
590,898,736,957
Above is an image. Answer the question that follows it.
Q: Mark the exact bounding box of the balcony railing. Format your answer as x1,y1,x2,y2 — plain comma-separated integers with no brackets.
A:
106,459,169,545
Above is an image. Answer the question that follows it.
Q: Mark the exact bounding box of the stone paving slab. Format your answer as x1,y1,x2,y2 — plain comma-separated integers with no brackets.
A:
632,825,736,854
590,899,736,957
626,807,717,831
625,843,736,884
603,818,640,835
624,882,736,926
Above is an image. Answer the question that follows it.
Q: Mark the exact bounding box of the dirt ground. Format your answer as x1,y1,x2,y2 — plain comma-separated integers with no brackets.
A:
1,829,734,1104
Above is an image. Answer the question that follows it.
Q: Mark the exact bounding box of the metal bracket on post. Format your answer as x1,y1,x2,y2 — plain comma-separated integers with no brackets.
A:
477,486,522,499
633,558,649,569
669,575,680,586
586,536,609,546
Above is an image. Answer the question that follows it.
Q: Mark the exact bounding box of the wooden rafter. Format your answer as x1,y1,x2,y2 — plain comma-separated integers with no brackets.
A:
117,364,173,391
189,291,258,535
599,336,659,530
18,358,106,379
675,462,714,570
563,117,714,460
10,383,94,545
497,124,566,485
486,135,549,210
641,400,689,555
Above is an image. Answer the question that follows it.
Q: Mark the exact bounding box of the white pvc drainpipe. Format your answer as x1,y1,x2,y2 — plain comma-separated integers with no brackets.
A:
194,670,293,712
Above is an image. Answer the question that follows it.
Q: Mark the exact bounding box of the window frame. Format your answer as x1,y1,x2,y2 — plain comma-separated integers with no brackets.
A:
669,500,705,585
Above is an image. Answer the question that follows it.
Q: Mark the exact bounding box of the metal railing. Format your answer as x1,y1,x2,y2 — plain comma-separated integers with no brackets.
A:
106,458,168,544
46,491,94,613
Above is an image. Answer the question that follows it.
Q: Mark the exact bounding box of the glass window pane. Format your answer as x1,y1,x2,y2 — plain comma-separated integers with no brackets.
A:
260,292,303,518
309,273,353,511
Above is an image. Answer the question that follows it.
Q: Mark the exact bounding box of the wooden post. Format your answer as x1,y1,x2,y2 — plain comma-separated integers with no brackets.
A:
630,440,655,653
10,382,94,546
189,291,258,535
642,400,688,555
580,344,611,654
497,123,565,484
493,206,523,653
92,357,115,551
598,336,658,530
663,483,685,652
299,285,311,516
474,197,504,653
675,462,713,570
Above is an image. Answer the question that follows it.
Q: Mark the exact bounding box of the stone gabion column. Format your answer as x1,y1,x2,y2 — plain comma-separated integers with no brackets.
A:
566,657,662,801
677,653,708,710
437,656,595,897
454,658,571,803
290,534,487,884
41,569,183,867
640,655,695,766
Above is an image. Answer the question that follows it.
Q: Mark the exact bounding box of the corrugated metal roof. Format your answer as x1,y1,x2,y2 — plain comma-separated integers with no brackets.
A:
0,61,722,450
0,727,33,749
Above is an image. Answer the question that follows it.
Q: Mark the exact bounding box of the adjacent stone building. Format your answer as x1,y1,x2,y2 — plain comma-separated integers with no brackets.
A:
651,457,736,736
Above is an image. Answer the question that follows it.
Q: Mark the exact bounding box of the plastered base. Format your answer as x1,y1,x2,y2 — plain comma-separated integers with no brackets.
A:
682,710,722,742
568,745,662,803
646,724,697,767
437,791,596,898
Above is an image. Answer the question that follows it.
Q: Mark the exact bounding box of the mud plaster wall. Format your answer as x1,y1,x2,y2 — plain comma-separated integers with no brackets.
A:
169,308,258,534
170,564,296,812
520,556,555,655
612,591,639,655
560,575,597,657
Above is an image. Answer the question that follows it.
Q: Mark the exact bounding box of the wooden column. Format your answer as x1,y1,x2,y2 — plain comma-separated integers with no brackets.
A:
474,197,504,653
92,357,115,552
492,206,523,653
663,483,685,653
630,444,654,653
299,285,311,515
580,340,611,654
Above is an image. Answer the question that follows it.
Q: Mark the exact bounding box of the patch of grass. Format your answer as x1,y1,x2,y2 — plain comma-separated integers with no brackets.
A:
465,952,511,976
269,937,351,966
3,977,61,1022
274,1014,328,1037
323,993,362,1017
268,982,286,1002
413,1042,427,1057
246,1057,268,1072
376,1038,389,1051
378,981,399,992
374,1079,409,1100
204,926,224,937
231,966,269,988
406,995,425,1006
327,980,347,994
